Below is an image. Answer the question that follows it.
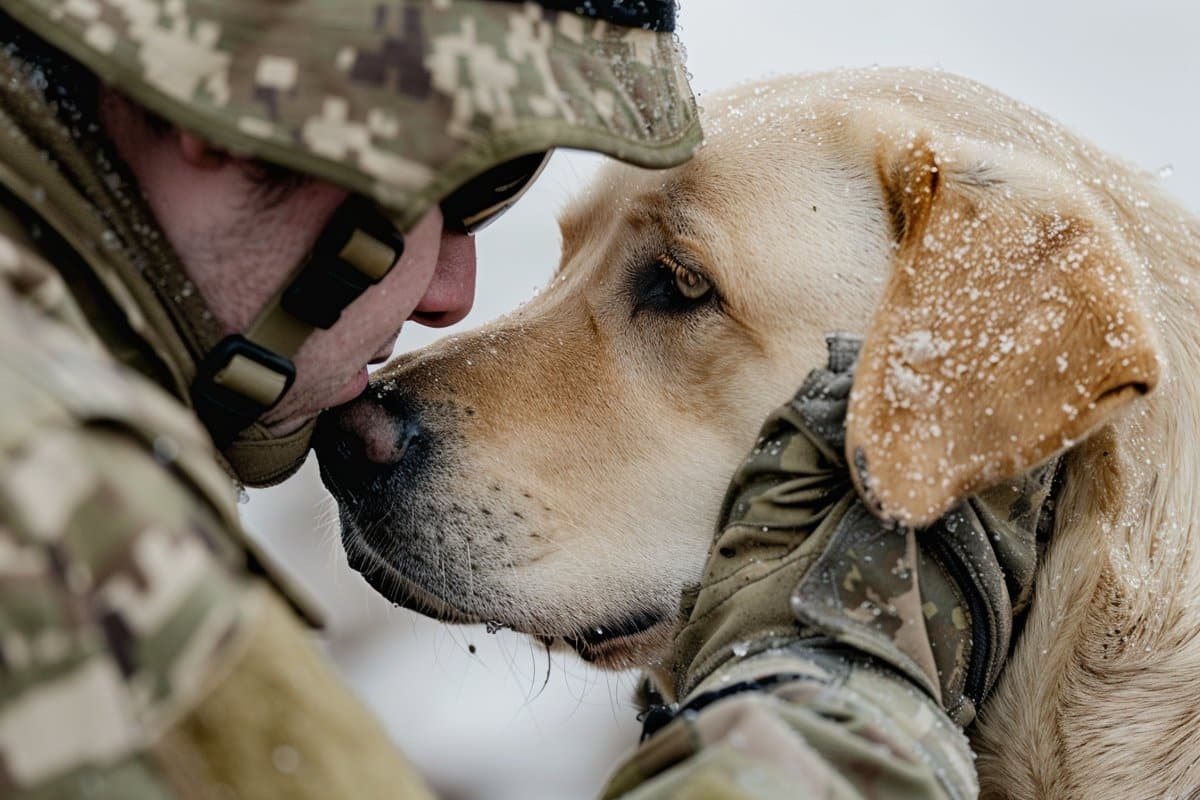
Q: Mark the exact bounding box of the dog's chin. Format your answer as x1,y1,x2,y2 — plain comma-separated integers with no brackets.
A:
341,529,479,624
557,616,675,671
343,527,675,670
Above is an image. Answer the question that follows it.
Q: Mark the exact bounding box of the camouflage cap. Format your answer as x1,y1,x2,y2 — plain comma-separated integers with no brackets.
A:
7,0,701,230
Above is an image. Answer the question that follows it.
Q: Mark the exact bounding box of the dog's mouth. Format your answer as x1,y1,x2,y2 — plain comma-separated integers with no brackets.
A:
344,528,671,666
558,610,670,666
342,529,477,624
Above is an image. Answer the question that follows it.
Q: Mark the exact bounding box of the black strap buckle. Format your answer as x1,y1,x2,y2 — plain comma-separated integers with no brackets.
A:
191,335,296,447
281,197,405,329
638,672,804,741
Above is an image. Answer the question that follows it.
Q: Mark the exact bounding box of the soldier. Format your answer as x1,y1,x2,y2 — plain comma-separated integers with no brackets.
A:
0,2,697,797
0,1,1049,799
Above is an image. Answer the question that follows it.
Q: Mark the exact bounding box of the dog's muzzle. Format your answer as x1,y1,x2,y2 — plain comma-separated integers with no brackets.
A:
314,387,486,617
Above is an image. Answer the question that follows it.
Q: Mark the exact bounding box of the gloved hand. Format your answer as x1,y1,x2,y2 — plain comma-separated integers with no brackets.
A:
670,334,1058,725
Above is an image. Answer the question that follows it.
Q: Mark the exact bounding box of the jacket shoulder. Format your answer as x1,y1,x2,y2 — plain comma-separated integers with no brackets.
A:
0,230,241,522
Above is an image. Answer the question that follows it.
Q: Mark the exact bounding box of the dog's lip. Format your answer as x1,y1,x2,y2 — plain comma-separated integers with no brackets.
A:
563,609,666,663
386,575,480,624
345,529,668,657
343,530,479,624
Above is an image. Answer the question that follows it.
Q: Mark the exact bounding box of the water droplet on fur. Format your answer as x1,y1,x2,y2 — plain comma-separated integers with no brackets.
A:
271,744,301,774
152,435,179,465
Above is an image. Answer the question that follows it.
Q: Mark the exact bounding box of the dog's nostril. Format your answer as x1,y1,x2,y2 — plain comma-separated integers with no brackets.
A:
315,396,430,492
358,418,421,466
392,421,421,464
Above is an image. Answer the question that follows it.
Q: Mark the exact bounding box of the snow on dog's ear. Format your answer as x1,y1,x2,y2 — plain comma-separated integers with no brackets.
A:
845,134,1160,528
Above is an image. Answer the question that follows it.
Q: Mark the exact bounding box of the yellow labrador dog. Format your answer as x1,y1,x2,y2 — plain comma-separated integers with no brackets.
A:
316,69,1199,798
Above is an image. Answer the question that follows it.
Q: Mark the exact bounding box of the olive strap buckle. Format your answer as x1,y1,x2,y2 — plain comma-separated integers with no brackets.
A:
190,198,404,447
281,196,405,330
191,335,296,449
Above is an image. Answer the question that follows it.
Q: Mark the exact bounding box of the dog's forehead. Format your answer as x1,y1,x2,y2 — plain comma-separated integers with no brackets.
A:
559,120,847,252
561,72,961,237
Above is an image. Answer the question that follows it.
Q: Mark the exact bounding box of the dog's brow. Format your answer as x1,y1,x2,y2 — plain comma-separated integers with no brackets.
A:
558,209,590,252
623,191,691,237
555,205,603,275
555,192,675,277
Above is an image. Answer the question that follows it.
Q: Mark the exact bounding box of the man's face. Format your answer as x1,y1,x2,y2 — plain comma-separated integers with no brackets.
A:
101,91,477,433
254,200,479,434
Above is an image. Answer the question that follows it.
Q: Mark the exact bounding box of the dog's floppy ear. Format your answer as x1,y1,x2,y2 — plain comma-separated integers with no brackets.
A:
846,135,1160,527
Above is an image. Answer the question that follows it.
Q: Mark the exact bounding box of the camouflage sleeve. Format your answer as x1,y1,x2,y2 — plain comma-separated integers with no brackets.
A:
0,422,432,799
602,333,1059,799
0,419,257,797
603,647,971,800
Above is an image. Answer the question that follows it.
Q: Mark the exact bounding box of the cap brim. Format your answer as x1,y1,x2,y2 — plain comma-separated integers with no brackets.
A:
10,0,701,229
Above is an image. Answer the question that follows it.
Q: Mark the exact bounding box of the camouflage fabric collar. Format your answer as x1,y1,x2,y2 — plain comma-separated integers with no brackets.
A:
0,35,221,399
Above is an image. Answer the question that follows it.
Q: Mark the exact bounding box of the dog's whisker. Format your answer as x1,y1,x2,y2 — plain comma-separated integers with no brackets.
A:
463,534,476,603
530,639,553,701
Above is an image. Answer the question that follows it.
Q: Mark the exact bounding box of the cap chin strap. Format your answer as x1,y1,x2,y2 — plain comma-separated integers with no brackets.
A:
219,420,320,488
191,197,405,477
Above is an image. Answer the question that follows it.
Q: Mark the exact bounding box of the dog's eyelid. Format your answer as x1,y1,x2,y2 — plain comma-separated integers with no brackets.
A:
656,253,714,297
656,252,688,274
622,245,721,318
644,254,724,316
657,249,713,285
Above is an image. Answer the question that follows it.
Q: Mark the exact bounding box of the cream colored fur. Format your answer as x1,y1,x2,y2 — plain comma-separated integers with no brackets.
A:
360,69,1200,797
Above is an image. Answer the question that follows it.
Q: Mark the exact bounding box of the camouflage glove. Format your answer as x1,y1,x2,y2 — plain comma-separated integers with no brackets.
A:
671,334,1058,725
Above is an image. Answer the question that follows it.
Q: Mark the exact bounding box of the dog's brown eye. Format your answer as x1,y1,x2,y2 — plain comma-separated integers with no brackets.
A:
660,255,712,301
629,253,717,316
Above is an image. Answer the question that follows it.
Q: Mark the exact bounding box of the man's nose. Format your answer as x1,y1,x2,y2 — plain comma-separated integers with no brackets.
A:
407,230,476,328
314,395,424,490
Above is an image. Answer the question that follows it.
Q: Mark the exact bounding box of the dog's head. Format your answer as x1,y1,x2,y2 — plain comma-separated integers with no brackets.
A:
315,71,1159,670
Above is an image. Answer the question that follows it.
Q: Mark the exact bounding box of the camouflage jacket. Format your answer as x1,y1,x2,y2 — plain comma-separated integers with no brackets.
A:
0,34,431,800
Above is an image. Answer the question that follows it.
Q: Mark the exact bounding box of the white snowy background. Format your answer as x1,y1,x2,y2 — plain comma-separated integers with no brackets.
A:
244,2,1200,798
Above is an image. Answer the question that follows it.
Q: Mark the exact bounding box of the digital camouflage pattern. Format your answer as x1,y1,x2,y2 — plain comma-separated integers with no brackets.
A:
607,335,1059,799
6,0,701,231
0,128,434,800
0,30,433,796
0,211,256,794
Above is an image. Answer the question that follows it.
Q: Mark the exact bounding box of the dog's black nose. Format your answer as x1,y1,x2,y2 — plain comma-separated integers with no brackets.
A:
314,394,424,494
